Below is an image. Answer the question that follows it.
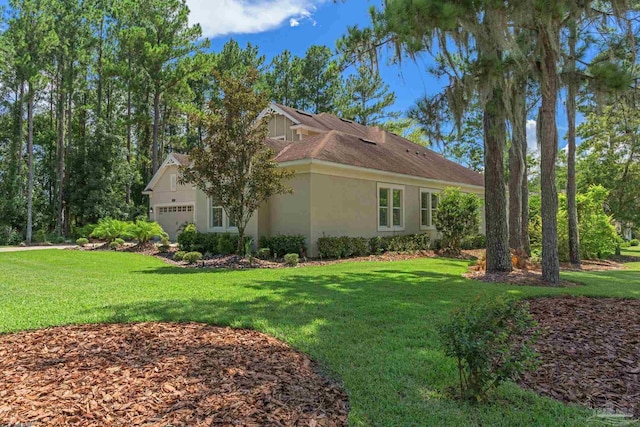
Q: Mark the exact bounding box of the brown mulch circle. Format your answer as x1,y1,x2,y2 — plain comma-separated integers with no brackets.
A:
0,323,349,426
464,269,581,287
520,296,640,417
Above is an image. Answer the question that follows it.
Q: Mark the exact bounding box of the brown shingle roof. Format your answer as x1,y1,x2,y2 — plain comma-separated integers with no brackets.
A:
171,105,484,189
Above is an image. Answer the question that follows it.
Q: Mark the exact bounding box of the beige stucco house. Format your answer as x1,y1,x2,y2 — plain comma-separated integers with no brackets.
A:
143,103,485,257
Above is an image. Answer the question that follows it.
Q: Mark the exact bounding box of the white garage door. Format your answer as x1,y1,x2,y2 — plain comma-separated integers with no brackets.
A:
155,205,195,240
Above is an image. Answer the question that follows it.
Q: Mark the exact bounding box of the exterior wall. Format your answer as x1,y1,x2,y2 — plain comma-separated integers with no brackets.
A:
267,115,300,141
148,165,197,239
266,173,312,253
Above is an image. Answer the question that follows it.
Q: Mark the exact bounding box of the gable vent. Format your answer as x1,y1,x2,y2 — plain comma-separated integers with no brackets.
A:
296,109,313,117
360,138,377,145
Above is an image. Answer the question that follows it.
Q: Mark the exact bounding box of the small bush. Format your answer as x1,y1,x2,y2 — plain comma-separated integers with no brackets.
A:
256,248,271,260
621,241,631,248
72,223,97,240
260,234,306,257
109,241,121,250
173,251,187,261
631,239,639,247
91,218,131,243
128,220,165,244
369,236,383,254
76,238,89,247
461,234,486,250
383,234,431,252
183,251,203,264
8,230,23,246
317,237,344,258
438,297,538,401
434,188,481,253
217,233,236,255
114,238,125,246
177,223,198,251
284,253,299,266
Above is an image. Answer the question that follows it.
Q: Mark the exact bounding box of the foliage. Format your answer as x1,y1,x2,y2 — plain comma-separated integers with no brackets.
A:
631,239,639,247
109,241,121,250
183,251,203,264
381,118,429,146
216,234,237,256
76,238,89,247
318,234,431,259
127,220,165,244
283,253,299,267
73,224,97,240
173,251,187,261
438,297,538,401
114,238,125,246
259,235,306,257
256,248,271,260
433,188,481,252
177,224,198,251
91,219,131,243
461,234,486,250
158,236,170,253
181,69,293,254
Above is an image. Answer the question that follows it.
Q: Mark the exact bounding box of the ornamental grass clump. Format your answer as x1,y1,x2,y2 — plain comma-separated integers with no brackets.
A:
438,297,538,402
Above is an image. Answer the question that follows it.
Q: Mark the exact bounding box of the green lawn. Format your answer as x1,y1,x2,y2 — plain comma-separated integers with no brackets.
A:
1,250,639,426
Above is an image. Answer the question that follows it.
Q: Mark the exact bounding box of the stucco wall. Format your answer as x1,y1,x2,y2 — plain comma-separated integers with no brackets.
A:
267,173,312,253
148,165,197,239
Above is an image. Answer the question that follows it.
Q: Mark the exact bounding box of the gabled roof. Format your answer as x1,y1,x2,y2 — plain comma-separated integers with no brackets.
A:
142,153,190,193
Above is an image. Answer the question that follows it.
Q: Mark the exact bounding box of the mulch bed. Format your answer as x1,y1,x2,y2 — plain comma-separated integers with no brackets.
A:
520,297,640,417
0,323,349,426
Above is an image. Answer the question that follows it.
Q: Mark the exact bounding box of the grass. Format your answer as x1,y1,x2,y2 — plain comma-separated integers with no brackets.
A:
1,251,639,426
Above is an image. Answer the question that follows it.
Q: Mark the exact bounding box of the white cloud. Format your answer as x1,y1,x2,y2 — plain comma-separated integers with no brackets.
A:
526,119,538,154
186,0,323,38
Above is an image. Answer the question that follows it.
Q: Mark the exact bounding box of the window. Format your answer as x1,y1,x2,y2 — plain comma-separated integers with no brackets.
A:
209,198,237,230
378,183,404,231
158,205,193,214
420,189,439,229
170,174,177,192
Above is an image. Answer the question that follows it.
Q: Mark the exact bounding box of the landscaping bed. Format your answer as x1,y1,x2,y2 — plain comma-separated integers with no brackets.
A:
520,296,640,417
0,323,349,426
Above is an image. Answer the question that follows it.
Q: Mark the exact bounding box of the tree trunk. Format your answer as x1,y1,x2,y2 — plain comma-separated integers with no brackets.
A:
56,63,66,236
509,77,527,253
16,83,25,180
566,23,581,267
539,28,560,284
484,86,512,272
26,85,35,245
126,60,132,206
152,87,161,174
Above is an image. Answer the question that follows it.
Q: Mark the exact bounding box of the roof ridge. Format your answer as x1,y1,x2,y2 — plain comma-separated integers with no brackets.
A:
310,130,336,158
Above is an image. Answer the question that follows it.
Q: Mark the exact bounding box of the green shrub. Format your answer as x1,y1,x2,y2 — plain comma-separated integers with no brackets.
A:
114,238,125,246
217,233,237,255
631,239,639,247
173,251,187,261
256,247,271,260
193,232,219,254
317,237,344,258
158,237,171,253
128,220,165,244
91,218,131,242
318,234,430,259
109,241,121,250
461,234,486,250
76,238,89,247
7,230,22,246
283,253,299,266
72,223,97,239
434,188,481,253
183,251,203,264
177,223,198,251
33,229,46,243
369,236,383,254
383,234,431,252
438,297,538,401
620,241,631,248
260,234,306,257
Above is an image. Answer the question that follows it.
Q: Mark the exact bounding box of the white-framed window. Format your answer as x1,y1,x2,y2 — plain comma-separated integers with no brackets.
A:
170,174,177,192
420,189,439,229
209,198,238,231
377,183,405,231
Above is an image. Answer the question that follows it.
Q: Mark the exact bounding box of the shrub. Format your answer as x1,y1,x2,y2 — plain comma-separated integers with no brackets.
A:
109,241,121,250
434,188,481,253
76,238,89,247
72,223,97,240
7,230,23,246
173,251,187,261
438,297,538,401
193,232,219,254
114,238,125,246
158,236,171,253
256,247,271,260
177,223,198,251
91,218,130,242
383,234,430,252
461,234,486,250
183,251,203,264
128,220,165,244
631,239,639,247
317,237,344,258
369,236,384,254
260,234,306,257
217,233,237,255
283,253,299,266
620,241,631,248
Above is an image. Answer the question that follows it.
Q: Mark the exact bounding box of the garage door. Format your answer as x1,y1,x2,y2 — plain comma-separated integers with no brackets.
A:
155,205,195,240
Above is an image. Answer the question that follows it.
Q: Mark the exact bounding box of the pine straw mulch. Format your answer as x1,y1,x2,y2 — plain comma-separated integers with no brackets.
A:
464,257,628,287
0,323,349,426
520,296,640,417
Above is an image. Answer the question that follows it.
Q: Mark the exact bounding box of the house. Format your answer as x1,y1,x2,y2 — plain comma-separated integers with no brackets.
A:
143,103,485,257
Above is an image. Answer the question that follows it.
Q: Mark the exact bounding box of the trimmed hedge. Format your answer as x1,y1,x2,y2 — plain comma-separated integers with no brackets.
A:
461,234,486,250
259,234,306,257
177,224,240,255
631,239,639,247
284,253,299,266
318,234,431,259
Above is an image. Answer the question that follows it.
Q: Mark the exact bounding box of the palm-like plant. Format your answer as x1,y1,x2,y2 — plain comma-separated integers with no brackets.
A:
128,220,165,244
90,218,130,243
